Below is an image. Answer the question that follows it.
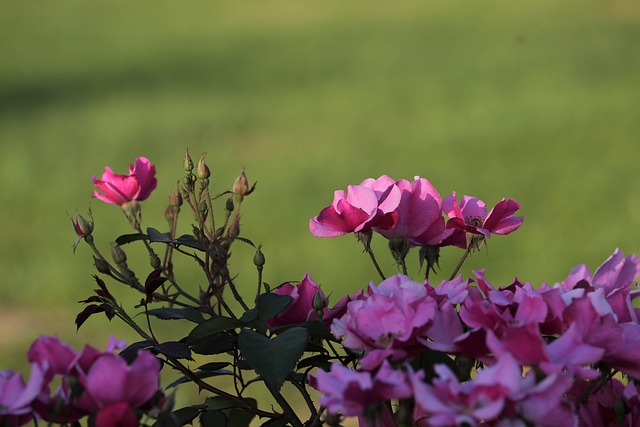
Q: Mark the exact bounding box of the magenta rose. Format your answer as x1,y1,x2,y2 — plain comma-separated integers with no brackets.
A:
92,157,157,206
442,192,523,247
0,365,46,427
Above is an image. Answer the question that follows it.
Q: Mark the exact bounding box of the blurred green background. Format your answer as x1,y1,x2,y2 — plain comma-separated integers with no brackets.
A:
1,0,639,415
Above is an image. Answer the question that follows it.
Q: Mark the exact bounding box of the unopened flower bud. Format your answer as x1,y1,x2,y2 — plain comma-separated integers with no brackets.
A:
225,197,234,213
389,236,410,262
253,246,265,268
169,182,182,207
312,289,326,312
111,243,127,264
72,213,93,237
164,205,175,223
183,150,194,171
196,153,210,180
198,201,208,220
150,253,161,269
94,257,111,275
233,169,250,197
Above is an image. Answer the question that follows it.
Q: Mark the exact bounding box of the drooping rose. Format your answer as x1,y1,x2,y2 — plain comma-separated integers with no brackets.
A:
92,157,157,206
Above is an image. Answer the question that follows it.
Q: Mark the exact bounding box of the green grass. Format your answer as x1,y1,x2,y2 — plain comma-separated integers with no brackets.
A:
1,0,639,414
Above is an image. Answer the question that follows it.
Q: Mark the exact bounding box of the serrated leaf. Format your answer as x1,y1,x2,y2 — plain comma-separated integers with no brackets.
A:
190,332,235,355
227,407,256,427
186,317,245,346
175,234,206,251
147,227,173,243
116,233,146,245
155,341,192,360
257,293,291,322
240,308,258,323
147,307,205,323
152,406,201,427
234,236,255,247
238,327,308,392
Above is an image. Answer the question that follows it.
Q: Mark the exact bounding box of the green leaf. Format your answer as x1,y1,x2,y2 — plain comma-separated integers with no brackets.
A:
155,341,192,360
197,362,230,372
166,370,233,389
261,417,292,427
175,234,206,251
227,407,256,427
200,410,227,427
257,293,292,322
147,307,205,323
147,227,173,243
152,406,202,427
185,317,245,346
238,327,308,392
116,233,146,245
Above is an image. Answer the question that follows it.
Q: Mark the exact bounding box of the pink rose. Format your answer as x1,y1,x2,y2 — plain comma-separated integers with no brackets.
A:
92,157,157,206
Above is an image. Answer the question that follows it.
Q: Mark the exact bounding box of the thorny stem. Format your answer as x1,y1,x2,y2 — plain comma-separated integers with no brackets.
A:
287,374,318,420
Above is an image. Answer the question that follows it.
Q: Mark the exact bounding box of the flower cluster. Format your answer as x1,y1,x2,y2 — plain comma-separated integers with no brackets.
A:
5,157,638,427
1,336,163,427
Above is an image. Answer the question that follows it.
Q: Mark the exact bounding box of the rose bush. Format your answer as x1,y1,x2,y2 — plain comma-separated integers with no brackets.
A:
2,153,639,427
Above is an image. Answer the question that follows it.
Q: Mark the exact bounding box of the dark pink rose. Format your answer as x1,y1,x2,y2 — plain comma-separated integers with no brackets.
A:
80,351,160,412
442,192,523,247
310,361,413,417
267,273,346,329
330,275,437,369
94,402,138,427
309,176,401,238
92,157,157,206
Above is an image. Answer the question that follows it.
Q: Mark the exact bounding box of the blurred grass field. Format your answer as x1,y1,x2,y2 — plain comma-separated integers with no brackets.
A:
1,0,639,416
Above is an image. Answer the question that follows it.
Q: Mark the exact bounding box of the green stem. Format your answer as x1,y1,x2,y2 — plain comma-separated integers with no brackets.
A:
366,248,386,281
449,243,473,280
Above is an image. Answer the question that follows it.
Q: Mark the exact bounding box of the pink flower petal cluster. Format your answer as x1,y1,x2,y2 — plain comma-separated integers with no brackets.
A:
310,360,414,417
266,273,352,329
331,275,448,370
27,336,162,426
92,157,157,206
310,176,457,247
0,365,46,426
412,354,576,427
442,192,523,247
309,177,400,237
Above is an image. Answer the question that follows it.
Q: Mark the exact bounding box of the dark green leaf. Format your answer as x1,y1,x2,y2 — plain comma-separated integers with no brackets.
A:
297,354,332,371
227,407,256,427
175,234,206,251
257,293,291,322
116,233,146,245
239,308,258,323
186,317,245,346
205,396,239,411
190,332,235,355
261,416,292,427
197,362,230,372
155,341,192,360
238,327,308,392
147,227,173,243
411,348,459,382
147,307,205,323
200,410,227,427
152,406,202,427
166,370,234,389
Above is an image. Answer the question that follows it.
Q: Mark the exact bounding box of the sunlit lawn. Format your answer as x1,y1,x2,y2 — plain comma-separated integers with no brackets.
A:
0,0,639,416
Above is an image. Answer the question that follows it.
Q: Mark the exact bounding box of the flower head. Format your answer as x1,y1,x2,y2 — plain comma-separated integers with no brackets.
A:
442,192,523,247
92,157,157,206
